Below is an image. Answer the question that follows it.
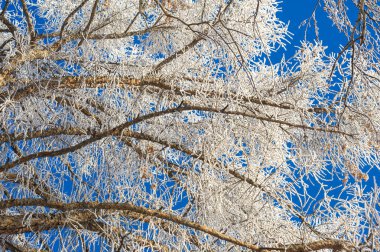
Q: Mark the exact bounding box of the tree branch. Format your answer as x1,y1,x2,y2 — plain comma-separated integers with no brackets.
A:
0,199,261,251
20,0,35,42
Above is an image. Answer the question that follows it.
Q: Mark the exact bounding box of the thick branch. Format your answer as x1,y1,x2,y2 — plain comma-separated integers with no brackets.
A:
0,199,261,251
285,240,354,252
0,199,356,251
0,211,95,235
2,75,330,115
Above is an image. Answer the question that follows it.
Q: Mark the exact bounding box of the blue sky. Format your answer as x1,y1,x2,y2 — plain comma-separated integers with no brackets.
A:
276,0,349,61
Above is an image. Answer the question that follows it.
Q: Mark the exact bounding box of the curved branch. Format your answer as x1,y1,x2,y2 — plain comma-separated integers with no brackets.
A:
0,105,197,172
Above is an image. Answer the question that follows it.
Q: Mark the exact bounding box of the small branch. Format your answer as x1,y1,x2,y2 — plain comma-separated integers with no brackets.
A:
20,0,36,42
59,0,90,39
151,36,204,73
0,1,18,37
78,0,100,47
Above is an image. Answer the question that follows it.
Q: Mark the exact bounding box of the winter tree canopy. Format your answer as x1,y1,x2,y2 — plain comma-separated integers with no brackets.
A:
0,0,379,251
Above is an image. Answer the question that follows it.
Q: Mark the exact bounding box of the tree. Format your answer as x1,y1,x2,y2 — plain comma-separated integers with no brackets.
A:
0,0,379,251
